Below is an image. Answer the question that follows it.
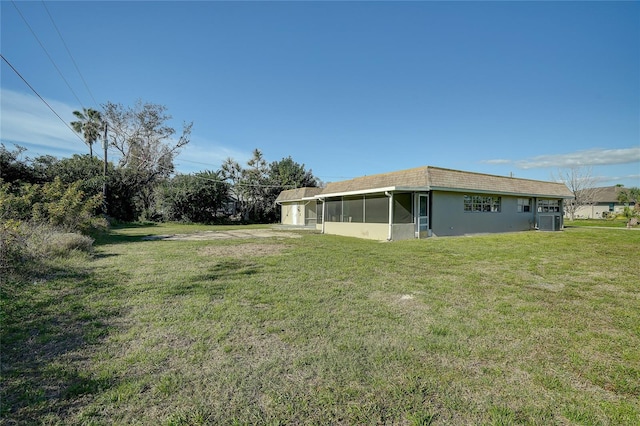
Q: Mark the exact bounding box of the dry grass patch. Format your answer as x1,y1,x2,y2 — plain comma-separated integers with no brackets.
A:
198,243,288,258
142,229,302,241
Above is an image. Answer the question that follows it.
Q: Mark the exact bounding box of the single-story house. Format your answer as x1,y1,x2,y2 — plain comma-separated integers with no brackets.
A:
276,166,574,240
570,186,637,219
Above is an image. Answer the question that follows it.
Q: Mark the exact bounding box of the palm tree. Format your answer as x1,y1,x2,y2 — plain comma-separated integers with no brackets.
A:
71,108,103,158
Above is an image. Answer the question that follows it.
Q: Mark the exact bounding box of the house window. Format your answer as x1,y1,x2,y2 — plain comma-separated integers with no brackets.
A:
393,193,413,224
464,195,501,213
517,198,532,213
537,199,560,213
343,196,364,223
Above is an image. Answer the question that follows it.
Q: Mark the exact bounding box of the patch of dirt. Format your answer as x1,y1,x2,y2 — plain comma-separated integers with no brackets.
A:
526,282,565,292
369,291,427,310
199,243,287,258
142,229,302,241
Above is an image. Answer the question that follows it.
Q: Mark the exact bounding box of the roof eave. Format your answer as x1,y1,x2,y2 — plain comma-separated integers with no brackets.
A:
429,186,574,198
316,186,430,199
275,196,319,204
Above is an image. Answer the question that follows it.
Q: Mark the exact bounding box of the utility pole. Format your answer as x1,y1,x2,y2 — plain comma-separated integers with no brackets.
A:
103,122,108,214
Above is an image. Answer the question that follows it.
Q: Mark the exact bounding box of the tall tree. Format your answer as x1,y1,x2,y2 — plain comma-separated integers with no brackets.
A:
70,108,103,158
553,166,600,220
243,149,270,221
617,186,640,213
221,151,319,222
220,150,270,222
269,156,318,189
267,156,319,222
221,157,246,220
103,100,191,178
102,100,192,218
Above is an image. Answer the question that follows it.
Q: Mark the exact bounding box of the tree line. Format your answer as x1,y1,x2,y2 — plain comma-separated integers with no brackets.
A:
2,100,319,226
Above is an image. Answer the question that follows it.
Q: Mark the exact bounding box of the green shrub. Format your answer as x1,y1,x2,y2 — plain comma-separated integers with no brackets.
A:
0,221,94,273
1,178,106,233
0,219,25,270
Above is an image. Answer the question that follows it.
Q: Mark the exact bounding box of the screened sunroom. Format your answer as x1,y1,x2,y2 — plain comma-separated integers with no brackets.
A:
318,191,430,240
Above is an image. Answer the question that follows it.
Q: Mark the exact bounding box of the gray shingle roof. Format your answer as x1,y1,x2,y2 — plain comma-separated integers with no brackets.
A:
579,186,634,203
321,166,430,194
275,187,323,203
319,166,573,198
426,167,574,197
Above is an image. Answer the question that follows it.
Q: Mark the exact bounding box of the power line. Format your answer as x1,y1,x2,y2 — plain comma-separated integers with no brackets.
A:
1,139,105,163
174,172,297,189
11,0,87,111
1,55,103,161
1,54,86,146
40,0,99,107
175,158,221,167
316,175,356,180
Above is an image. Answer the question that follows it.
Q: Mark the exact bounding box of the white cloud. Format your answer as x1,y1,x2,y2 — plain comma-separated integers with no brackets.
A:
483,158,512,165
0,88,85,155
594,173,640,185
484,147,640,169
1,88,251,172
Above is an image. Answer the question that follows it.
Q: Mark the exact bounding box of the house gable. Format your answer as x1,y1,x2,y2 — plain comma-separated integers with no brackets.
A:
275,187,323,203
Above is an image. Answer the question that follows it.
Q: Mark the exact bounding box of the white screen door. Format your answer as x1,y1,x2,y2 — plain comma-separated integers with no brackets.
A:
418,194,429,238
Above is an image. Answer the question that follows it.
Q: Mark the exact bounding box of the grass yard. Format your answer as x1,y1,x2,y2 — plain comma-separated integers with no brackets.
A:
1,224,639,425
565,218,634,228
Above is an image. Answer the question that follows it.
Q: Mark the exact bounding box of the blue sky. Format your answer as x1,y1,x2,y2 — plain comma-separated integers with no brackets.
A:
2,1,639,187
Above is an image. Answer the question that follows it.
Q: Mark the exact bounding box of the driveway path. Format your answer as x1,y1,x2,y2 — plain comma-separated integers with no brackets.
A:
142,229,303,241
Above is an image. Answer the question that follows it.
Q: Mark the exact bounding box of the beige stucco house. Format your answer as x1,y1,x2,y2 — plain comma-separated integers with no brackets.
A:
570,186,637,219
276,166,573,240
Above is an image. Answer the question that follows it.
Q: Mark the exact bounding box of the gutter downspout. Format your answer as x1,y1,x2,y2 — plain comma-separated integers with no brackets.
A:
319,198,326,234
385,191,393,241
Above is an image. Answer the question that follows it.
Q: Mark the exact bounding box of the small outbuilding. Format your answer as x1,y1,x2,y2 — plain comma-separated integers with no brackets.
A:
276,166,574,240
275,187,323,226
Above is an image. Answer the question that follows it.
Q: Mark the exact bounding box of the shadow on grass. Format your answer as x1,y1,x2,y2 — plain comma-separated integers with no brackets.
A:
196,259,261,281
0,261,128,422
92,232,151,247
169,259,261,299
111,222,159,229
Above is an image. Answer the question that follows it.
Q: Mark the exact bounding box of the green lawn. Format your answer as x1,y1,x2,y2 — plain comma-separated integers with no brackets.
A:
2,224,639,425
565,218,633,228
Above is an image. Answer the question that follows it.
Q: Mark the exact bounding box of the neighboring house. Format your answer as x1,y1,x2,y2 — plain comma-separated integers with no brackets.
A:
275,187,323,226
570,186,637,219
218,197,239,217
276,166,573,240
